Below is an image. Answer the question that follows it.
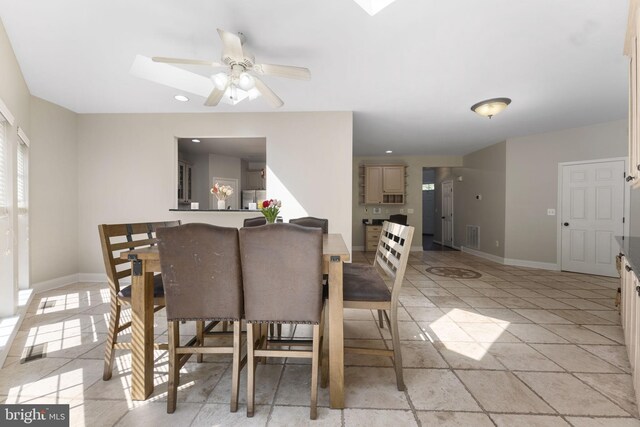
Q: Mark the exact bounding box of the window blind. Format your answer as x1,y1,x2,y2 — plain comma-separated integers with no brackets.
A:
0,119,7,217
17,138,27,213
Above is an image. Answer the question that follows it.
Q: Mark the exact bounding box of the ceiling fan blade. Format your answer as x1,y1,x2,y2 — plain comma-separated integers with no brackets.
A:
152,56,223,67
253,76,284,108
204,85,227,106
130,55,213,97
217,28,244,61
254,63,311,80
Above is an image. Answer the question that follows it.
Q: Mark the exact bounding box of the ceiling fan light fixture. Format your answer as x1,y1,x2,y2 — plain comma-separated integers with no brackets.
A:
238,72,255,91
471,97,512,119
212,72,229,90
247,87,261,100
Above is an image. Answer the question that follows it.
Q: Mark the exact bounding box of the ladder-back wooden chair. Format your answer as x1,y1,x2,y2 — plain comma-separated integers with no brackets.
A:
341,221,414,390
98,220,180,381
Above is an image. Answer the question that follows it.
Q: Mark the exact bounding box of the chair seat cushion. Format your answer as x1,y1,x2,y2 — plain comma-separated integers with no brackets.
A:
118,274,164,298
343,263,391,302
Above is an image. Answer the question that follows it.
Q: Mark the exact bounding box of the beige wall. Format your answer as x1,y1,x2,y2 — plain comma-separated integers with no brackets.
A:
77,112,353,275
451,142,507,257
352,155,463,249
505,120,628,265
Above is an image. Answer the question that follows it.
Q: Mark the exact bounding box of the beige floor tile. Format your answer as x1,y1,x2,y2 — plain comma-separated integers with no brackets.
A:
541,324,615,345
208,363,282,406
515,372,629,416
556,299,612,310
68,398,131,427
455,370,554,414
344,408,417,426
114,401,201,427
343,367,409,409
344,321,383,340
419,288,453,297
345,339,393,367
456,322,520,343
434,341,506,371
191,403,269,427
475,308,533,323
574,373,639,417
549,310,614,325
274,364,330,407
564,417,640,426
486,343,562,371
442,308,495,323
379,321,428,341
393,340,448,368
403,306,446,322
580,345,632,373
405,369,480,411
524,297,575,310
583,325,625,344
269,406,342,426
399,295,436,307
344,308,376,321
416,411,493,426
490,414,571,426
531,344,621,373
428,296,470,308
491,297,539,309
418,320,474,343
504,324,568,344
149,361,228,403
513,309,574,324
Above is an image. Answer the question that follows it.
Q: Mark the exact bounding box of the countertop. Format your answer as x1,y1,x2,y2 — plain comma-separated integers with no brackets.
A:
169,209,260,213
617,236,640,275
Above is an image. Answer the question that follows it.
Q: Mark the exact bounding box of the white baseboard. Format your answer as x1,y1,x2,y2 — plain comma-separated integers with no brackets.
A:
31,274,80,293
78,273,107,283
461,246,559,271
352,245,365,252
0,289,34,368
411,246,423,252
503,257,560,271
433,239,442,245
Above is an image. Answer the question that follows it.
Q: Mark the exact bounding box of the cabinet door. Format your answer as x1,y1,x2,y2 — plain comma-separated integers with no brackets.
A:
186,165,192,201
365,166,383,204
382,166,404,193
178,162,185,202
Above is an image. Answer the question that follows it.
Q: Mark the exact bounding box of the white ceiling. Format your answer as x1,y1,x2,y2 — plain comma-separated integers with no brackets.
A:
0,0,630,156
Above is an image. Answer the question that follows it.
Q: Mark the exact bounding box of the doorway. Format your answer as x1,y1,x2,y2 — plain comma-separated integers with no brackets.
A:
559,158,626,277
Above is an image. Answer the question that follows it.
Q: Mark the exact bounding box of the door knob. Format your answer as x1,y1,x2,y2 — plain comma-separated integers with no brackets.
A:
441,216,445,219
563,222,569,227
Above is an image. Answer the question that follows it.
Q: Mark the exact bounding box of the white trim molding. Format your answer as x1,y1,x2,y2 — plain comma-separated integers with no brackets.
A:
0,289,33,368
462,246,560,271
17,127,30,147
0,97,15,126
31,274,80,293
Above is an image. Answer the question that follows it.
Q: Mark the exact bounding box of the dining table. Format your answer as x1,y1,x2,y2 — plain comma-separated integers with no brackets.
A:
121,232,351,409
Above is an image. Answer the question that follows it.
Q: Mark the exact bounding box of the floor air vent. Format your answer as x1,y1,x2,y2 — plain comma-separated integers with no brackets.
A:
466,225,480,249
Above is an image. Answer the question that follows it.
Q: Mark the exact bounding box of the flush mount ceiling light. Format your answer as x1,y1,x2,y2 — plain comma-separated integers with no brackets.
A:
174,95,189,102
470,97,512,119
191,139,200,143
353,0,397,15
385,150,393,154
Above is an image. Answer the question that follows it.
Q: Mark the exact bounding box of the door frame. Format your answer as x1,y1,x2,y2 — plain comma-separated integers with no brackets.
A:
441,180,454,248
556,157,630,272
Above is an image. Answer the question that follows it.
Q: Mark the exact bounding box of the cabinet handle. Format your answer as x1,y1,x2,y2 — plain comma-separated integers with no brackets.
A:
626,265,633,272
626,175,636,182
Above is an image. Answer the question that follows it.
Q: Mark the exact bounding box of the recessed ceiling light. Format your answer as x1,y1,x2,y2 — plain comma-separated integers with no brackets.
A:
385,150,393,154
191,139,201,143
174,95,189,102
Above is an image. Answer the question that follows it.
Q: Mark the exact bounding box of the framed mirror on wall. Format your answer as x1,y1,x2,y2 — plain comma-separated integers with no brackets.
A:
176,137,266,210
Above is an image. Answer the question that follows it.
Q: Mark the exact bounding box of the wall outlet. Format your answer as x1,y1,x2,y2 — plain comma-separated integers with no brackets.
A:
495,240,500,247
547,209,556,216
372,207,382,214
407,208,414,214
400,208,405,214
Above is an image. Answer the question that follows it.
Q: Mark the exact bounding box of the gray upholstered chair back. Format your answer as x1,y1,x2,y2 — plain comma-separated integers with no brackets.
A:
157,223,243,322
243,217,267,227
239,223,323,324
289,217,329,234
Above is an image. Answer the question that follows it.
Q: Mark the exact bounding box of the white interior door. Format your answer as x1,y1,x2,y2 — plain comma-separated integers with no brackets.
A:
561,160,625,277
441,181,454,247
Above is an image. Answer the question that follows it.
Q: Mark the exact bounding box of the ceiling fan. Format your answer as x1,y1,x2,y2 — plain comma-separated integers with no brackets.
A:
130,28,311,108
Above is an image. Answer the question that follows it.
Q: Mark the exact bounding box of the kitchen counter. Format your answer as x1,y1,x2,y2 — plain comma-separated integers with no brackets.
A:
170,209,260,212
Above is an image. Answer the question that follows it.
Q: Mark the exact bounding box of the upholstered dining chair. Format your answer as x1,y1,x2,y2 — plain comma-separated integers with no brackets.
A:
341,221,414,390
239,223,325,419
98,220,180,381
157,223,244,414
243,216,267,227
289,216,329,234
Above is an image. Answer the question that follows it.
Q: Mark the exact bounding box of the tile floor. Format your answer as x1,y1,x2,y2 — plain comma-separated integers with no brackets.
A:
0,250,637,426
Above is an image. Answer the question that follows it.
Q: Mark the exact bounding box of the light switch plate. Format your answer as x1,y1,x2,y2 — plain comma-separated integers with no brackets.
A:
372,207,382,214
400,208,405,214
547,209,556,216
407,208,414,214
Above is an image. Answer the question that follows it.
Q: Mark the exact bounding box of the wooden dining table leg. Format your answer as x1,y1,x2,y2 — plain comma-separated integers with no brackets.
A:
328,256,345,409
131,264,155,400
